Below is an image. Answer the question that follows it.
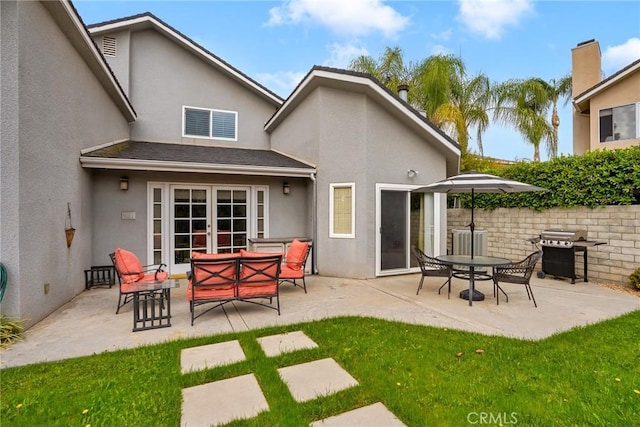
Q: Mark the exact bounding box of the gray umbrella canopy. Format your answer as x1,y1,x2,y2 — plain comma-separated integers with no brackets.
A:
413,171,547,194
413,171,547,257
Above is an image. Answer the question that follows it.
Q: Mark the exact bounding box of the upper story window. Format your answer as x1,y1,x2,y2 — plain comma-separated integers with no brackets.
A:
183,106,237,140
599,103,638,143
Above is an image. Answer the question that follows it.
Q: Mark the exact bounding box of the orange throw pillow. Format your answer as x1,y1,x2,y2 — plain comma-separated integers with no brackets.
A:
114,248,145,283
285,240,308,271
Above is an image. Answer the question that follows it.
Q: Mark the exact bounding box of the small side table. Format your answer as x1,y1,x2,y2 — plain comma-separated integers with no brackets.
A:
84,266,115,290
129,279,180,332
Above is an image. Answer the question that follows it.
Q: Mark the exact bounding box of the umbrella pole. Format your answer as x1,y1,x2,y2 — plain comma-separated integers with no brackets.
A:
470,189,475,259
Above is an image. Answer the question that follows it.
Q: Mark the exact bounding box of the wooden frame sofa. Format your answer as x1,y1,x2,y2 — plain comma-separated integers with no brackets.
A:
188,252,282,325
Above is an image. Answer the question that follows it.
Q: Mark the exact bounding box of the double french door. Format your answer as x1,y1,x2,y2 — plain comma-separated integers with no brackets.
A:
150,183,266,275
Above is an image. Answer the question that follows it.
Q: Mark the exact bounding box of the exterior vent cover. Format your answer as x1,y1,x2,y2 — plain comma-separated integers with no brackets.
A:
102,36,117,57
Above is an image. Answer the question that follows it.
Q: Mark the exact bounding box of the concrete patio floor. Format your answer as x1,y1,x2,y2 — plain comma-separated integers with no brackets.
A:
1,273,638,368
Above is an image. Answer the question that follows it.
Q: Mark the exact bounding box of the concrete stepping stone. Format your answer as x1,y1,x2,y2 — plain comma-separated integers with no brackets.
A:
310,402,407,426
257,331,319,357
277,358,358,402
181,340,245,373
181,373,268,426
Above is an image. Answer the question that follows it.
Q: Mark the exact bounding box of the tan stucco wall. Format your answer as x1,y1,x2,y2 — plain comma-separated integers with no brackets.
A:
587,76,640,152
448,205,640,286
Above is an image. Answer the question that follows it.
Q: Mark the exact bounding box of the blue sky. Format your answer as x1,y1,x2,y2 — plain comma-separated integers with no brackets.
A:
74,0,640,162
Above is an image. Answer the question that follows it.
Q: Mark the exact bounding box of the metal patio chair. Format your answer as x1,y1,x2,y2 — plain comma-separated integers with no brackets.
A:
493,251,542,307
411,245,453,297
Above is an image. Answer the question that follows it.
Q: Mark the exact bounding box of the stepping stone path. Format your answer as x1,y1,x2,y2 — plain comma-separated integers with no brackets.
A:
179,331,406,426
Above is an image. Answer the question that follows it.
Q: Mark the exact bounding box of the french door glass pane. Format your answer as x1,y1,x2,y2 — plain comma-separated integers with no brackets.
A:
217,189,248,252
152,187,163,265
174,188,209,265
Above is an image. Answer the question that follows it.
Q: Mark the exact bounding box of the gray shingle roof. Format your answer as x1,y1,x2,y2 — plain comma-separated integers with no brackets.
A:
83,141,314,169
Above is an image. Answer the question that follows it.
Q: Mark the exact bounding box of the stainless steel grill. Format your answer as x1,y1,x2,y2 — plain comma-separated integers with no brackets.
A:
532,229,605,284
540,229,587,248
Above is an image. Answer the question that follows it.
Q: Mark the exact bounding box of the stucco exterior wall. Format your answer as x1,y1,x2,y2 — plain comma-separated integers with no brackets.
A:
447,205,640,286
96,31,131,96
270,84,451,278
0,1,130,327
123,29,277,148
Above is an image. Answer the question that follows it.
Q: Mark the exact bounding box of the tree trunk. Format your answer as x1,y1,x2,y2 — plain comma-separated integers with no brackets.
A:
533,144,541,162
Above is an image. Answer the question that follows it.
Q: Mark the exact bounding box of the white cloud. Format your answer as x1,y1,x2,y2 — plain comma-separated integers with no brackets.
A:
323,42,369,68
265,0,410,38
602,38,640,73
255,71,307,98
456,0,533,40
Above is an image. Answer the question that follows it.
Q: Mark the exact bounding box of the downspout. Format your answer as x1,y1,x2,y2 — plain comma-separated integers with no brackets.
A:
310,172,318,274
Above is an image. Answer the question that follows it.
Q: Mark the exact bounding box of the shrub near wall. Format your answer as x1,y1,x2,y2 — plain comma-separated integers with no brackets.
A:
465,146,640,210
447,147,640,286
447,205,640,286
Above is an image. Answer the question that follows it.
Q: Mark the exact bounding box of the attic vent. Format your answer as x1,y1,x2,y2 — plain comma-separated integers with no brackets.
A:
102,36,117,57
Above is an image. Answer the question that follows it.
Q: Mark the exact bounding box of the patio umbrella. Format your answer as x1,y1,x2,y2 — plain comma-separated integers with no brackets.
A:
413,171,547,258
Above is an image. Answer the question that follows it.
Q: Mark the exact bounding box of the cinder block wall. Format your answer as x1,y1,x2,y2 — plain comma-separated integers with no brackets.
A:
447,205,640,286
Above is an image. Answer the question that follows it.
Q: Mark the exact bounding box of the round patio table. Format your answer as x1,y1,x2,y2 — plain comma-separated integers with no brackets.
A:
436,255,511,306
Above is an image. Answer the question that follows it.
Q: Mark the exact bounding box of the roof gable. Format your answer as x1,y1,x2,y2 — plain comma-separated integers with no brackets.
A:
87,12,283,107
264,66,461,175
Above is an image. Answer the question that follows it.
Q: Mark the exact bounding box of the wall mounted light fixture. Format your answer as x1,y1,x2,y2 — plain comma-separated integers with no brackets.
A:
283,182,290,195
407,169,419,178
120,176,129,191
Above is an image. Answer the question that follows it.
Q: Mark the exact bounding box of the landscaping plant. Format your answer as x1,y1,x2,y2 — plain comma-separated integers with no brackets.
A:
630,268,640,289
0,314,24,349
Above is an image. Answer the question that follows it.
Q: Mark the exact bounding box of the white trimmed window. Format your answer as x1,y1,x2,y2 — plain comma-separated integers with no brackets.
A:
183,106,237,140
330,183,355,238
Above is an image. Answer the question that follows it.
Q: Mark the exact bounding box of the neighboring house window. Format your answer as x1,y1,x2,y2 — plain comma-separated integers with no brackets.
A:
330,183,355,238
183,106,237,140
102,36,116,57
599,103,638,142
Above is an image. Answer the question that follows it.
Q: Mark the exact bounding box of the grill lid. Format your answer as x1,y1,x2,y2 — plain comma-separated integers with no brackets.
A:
540,229,587,241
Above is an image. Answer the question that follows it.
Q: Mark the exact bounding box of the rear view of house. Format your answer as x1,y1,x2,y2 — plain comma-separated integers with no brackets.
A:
1,0,460,327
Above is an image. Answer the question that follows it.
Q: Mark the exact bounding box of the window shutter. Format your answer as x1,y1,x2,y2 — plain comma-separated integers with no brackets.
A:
212,111,236,139
185,108,210,137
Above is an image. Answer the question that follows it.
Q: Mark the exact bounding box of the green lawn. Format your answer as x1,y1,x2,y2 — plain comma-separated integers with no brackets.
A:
2,311,639,426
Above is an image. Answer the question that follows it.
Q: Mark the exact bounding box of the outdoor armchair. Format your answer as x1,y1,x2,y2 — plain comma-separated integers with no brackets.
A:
278,239,311,293
492,251,542,307
411,245,453,297
110,248,168,314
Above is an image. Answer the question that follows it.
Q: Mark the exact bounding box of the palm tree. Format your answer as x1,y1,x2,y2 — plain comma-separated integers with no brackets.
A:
413,55,492,161
350,51,494,167
493,78,557,162
349,46,410,92
536,75,572,158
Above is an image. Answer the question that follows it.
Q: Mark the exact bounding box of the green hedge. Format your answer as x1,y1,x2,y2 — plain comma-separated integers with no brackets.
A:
456,146,640,210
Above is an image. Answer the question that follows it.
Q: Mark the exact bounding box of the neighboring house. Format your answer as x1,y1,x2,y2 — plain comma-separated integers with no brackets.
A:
0,0,460,327
571,39,640,155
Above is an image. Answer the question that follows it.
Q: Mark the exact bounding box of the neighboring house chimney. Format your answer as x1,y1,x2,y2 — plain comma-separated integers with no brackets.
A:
397,84,409,102
571,39,601,156
571,39,602,97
